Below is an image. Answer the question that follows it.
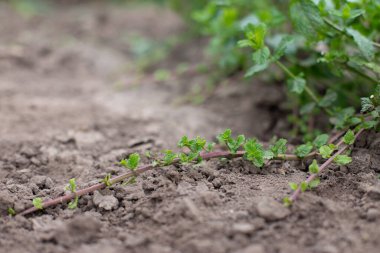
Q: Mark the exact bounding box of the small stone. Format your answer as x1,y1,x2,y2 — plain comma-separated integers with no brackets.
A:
367,185,380,200
231,223,255,234
93,191,119,211
366,208,380,221
347,149,371,174
212,178,223,189
255,197,290,221
236,244,265,253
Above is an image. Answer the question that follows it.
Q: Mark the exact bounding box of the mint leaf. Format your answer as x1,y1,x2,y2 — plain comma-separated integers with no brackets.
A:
309,178,320,188
313,134,329,148
295,142,313,158
120,153,140,171
343,130,355,145
300,182,308,192
309,159,319,174
33,198,43,210
163,150,177,165
346,28,375,61
252,46,270,65
244,138,265,167
319,145,334,158
290,0,327,40
289,182,298,191
270,138,287,156
272,35,294,60
319,90,337,108
334,155,352,165
287,77,306,94
245,63,269,77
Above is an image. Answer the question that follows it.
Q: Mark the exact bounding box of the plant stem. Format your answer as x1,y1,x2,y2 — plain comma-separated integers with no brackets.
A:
288,128,364,203
275,61,334,116
17,149,316,216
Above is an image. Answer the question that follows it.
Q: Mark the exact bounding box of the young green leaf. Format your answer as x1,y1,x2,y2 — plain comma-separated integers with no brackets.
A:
334,155,352,165
270,138,287,156
163,150,177,165
313,134,329,148
272,35,294,60
309,178,320,188
319,145,334,158
102,173,112,187
244,138,265,167
287,77,306,94
252,46,270,65
290,0,327,40
33,198,43,210
295,142,313,158
300,182,308,192
66,178,77,193
309,159,319,174
7,207,16,216
361,97,374,113
68,196,79,210
346,28,375,61
120,153,140,171
283,197,293,207
343,130,355,145
289,182,298,191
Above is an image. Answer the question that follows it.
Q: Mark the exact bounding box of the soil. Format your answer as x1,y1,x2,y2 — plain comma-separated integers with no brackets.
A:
1,2,380,253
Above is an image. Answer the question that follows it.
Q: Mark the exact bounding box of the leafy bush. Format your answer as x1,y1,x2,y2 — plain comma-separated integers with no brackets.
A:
168,0,380,139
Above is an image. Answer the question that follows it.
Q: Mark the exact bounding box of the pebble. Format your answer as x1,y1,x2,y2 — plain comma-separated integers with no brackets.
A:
231,223,255,234
366,208,380,221
255,197,290,221
93,191,119,211
366,185,380,200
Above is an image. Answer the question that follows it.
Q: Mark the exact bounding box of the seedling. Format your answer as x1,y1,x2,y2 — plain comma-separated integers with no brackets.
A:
65,178,78,209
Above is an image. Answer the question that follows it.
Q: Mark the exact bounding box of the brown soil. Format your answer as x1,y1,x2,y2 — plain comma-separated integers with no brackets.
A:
1,2,380,253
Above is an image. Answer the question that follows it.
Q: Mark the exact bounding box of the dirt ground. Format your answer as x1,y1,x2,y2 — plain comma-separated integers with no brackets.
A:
1,2,380,253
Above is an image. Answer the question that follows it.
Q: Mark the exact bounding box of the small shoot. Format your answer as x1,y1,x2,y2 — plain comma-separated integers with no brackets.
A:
32,198,43,210
319,144,336,158
217,129,245,154
334,155,352,165
243,138,265,167
7,207,16,216
343,130,355,145
65,178,79,209
120,153,140,171
313,134,329,148
162,150,178,165
102,173,112,187
309,159,319,174
295,142,313,158
283,197,293,207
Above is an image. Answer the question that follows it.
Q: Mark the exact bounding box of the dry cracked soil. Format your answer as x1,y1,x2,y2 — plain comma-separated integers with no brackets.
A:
1,2,380,253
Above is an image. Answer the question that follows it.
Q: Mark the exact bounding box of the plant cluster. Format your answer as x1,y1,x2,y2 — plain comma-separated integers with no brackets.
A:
167,0,380,139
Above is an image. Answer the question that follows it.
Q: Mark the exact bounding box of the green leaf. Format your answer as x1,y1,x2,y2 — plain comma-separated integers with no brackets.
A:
244,138,265,167
206,142,215,152
68,196,79,210
290,0,327,40
346,28,375,61
270,138,287,156
102,174,112,187
287,77,306,94
264,150,274,160
313,134,329,148
309,178,320,188
334,155,352,165
283,197,292,207
245,63,269,77
309,159,319,174
217,129,232,143
33,198,43,210
361,97,374,113
252,46,270,65
343,130,355,145
120,153,140,171
7,207,16,216
300,182,308,192
289,182,298,191
319,90,337,108
319,145,334,159
295,142,313,158
272,35,295,60
361,120,377,130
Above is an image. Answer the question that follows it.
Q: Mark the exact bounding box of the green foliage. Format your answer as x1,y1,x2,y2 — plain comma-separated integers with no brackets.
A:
309,159,319,174
319,144,335,159
270,138,287,156
243,138,265,167
217,129,245,154
334,155,352,165
7,207,16,216
65,178,79,209
163,150,178,165
343,130,355,145
32,198,43,210
313,134,329,148
295,142,313,158
102,173,112,187
120,153,140,171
